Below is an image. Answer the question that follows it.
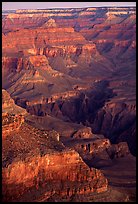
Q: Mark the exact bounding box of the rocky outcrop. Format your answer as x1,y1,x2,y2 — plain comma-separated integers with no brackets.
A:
28,55,50,67
72,127,93,139
2,148,108,202
2,89,26,115
107,142,130,159
74,138,111,155
2,119,108,202
2,89,108,202
92,102,136,155
2,113,24,138
2,56,36,74
42,18,57,28
2,89,27,137
62,135,132,170
3,27,86,53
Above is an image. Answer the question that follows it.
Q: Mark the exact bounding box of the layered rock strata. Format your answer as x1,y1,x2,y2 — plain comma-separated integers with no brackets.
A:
2,148,108,202
2,90,108,202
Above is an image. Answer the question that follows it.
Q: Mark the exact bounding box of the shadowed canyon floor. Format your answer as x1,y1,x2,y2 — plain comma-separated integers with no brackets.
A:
2,6,136,202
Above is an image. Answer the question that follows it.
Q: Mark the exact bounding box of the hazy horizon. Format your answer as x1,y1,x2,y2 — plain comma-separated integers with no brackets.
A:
2,2,136,10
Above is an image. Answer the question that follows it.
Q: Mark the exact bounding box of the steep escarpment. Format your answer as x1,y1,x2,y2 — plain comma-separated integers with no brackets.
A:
3,147,108,202
25,80,136,156
91,102,136,156
2,89,27,137
2,89,109,202
2,27,86,53
2,7,135,33
2,7,136,99
25,80,115,120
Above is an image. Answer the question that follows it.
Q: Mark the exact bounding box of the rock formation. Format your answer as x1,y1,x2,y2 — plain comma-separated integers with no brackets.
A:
42,18,57,28
2,89,108,202
92,102,136,155
2,89,27,137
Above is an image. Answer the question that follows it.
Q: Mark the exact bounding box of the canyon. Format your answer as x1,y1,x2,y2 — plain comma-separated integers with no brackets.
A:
2,6,136,202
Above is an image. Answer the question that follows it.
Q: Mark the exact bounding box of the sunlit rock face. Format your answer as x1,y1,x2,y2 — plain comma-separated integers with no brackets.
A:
2,6,136,103
2,89,27,137
2,89,108,202
2,148,108,202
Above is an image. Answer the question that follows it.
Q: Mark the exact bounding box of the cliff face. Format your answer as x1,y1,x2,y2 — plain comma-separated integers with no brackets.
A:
3,27,86,52
2,89,108,202
2,89,26,114
3,149,107,202
2,6,136,102
2,113,24,138
92,102,136,155
2,89,26,138
2,7,135,32
25,81,136,156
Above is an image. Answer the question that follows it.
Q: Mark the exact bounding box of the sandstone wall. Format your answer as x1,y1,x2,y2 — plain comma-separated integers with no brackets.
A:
2,150,108,201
